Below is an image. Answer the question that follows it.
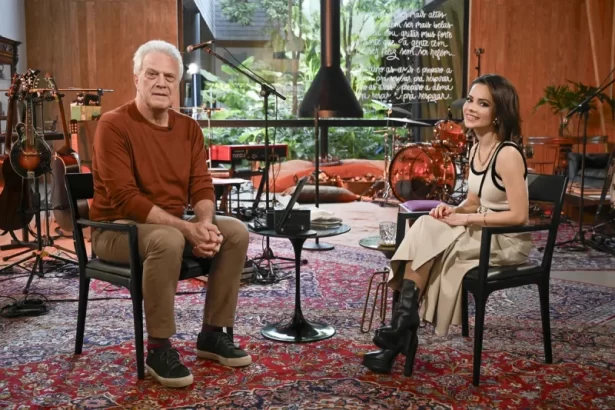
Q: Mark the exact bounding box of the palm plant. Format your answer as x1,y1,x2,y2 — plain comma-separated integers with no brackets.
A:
534,80,615,136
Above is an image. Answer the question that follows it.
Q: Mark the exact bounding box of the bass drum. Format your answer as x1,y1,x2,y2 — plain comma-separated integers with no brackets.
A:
435,119,467,155
389,143,456,202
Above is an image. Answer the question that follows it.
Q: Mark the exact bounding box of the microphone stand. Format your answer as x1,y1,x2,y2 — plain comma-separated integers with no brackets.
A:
200,46,294,265
555,77,615,251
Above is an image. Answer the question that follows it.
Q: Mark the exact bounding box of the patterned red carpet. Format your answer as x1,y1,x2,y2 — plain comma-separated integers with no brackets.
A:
0,232,614,409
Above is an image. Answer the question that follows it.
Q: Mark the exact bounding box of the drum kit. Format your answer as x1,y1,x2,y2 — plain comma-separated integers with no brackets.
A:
370,100,471,206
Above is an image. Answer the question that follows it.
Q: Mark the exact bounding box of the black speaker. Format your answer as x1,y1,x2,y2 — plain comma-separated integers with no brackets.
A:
266,209,311,233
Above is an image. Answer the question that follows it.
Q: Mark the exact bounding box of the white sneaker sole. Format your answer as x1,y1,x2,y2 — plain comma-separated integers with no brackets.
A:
145,364,194,388
196,350,253,367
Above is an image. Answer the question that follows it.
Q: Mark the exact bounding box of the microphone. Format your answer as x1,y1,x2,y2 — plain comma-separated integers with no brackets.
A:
186,40,215,53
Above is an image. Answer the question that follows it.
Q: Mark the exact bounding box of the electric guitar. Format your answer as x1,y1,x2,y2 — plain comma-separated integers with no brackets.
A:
10,69,53,179
0,74,34,232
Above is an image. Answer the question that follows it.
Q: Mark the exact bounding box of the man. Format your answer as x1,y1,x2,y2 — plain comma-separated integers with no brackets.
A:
90,40,251,388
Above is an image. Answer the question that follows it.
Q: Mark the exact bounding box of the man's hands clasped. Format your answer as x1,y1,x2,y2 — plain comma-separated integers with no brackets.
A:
185,220,224,258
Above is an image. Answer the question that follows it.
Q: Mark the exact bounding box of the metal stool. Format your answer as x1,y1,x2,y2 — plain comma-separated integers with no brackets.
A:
359,236,395,333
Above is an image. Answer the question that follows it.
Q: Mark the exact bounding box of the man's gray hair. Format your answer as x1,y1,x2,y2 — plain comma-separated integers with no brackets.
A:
133,40,183,77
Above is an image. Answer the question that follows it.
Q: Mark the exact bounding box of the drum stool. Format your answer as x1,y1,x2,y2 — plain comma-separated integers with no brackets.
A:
401,200,441,212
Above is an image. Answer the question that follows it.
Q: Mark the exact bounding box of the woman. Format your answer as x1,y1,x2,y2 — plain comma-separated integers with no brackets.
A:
362,74,532,374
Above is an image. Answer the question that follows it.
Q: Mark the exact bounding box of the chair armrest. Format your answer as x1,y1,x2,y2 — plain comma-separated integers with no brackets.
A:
76,219,142,282
473,223,552,284
566,152,582,180
396,211,430,248
482,223,551,235
76,219,136,232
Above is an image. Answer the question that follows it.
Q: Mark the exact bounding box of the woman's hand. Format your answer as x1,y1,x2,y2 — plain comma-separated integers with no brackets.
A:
430,203,456,219
441,213,470,227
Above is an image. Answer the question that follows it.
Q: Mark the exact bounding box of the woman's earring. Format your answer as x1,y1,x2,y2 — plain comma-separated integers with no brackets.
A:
493,118,499,126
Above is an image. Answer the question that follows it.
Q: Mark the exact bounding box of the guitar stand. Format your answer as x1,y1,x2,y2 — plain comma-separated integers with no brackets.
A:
0,174,77,292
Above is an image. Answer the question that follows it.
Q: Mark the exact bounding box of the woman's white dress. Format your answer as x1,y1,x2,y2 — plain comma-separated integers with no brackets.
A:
390,142,533,336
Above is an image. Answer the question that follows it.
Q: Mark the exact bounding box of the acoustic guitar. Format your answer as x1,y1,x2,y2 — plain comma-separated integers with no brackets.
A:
44,73,85,232
0,73,34,232
10,69,53,179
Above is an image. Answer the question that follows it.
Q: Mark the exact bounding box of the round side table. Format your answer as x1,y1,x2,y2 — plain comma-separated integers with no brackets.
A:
248,224,351,343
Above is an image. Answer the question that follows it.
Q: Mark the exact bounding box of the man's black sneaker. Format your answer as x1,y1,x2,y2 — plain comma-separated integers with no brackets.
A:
145,347,193,388
196,331,252,367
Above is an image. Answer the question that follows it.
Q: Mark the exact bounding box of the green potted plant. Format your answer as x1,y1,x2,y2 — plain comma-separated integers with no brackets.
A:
534,80,615,136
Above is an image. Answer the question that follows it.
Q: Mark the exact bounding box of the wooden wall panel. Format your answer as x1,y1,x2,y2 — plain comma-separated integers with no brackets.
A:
25,0,179,124
469,0,615,171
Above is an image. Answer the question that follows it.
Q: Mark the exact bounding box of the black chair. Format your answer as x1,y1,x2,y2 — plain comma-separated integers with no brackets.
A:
395,173,568,386
65,173,226,380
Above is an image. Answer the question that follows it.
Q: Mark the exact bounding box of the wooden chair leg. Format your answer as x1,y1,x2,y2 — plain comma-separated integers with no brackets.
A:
74,276,91,354
461,286,469,337
538,283,553,363
472,296,487,386
131,291,145,380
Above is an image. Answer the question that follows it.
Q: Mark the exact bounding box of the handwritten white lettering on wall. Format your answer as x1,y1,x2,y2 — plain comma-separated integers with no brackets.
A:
358,8,457,105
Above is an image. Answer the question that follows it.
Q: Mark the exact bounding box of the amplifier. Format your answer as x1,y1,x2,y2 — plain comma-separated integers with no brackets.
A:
266,209,311,234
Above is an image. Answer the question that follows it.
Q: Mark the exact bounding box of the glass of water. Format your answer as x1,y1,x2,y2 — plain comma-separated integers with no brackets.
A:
379,222,396,246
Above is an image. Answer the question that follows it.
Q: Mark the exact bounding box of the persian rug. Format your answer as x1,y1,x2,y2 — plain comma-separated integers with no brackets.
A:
0,234,614,409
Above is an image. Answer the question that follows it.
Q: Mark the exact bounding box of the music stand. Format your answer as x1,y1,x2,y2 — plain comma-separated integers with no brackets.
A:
273,176,310,233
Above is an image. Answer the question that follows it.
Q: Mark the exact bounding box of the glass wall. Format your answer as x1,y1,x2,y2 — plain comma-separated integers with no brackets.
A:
183,0,468,160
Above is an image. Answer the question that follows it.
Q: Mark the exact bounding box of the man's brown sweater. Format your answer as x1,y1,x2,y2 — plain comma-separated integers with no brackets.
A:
89,100,215,223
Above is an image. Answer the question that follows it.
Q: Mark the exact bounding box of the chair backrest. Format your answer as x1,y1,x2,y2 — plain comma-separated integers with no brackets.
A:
527,173,568,273
65,173,94,269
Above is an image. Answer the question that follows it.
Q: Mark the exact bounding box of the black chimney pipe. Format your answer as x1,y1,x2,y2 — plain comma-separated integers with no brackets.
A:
298,0,363,118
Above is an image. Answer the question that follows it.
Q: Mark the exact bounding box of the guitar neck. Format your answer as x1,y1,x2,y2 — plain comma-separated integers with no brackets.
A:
57,97,70,147
4,99,15,152
25,99,35,147
45,74,71,148
3,74,19,153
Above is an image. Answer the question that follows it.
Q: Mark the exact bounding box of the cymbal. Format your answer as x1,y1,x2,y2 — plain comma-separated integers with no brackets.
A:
178,106,222,111
374,129,395,134
371,100,413,116
389,117,432,127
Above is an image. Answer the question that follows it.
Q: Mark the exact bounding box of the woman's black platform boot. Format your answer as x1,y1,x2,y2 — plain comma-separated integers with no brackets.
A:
362,279,420,374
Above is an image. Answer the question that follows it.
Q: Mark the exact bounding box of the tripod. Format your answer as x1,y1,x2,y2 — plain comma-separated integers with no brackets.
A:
199,45,295,269
0,172,77,293
361,107,396,205
555,75,615,251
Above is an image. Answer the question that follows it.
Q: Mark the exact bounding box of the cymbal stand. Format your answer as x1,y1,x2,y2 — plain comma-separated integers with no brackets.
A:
304,108,333,251
362,108,396,206
203,106,221,168
373,131,395,206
